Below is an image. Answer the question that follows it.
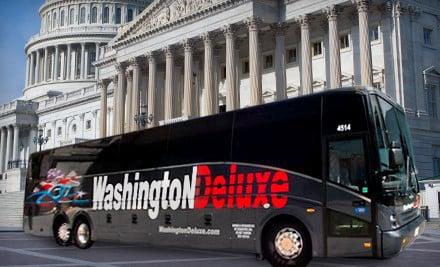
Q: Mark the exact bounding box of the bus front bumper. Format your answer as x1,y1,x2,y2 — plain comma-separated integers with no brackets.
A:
380,215,425,258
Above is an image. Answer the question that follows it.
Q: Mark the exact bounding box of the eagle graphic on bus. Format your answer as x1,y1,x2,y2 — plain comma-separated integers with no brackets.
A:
27,169,90,208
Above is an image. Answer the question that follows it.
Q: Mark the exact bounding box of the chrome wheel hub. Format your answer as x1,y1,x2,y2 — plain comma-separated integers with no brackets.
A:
57,223,70,242
77,223,90,245
274,227,303,259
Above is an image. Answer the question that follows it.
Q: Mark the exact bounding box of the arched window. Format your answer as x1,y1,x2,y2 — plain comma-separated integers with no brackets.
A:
91,7,97,23
60,10,65,26
69,8,75,25
115,7,121,24
79,7,86,24
103,6,109,23
46,14,50,31
127,8,133,22
53,13,57,28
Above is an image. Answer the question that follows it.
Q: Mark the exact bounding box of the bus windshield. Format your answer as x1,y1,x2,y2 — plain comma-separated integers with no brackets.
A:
372,95,418,201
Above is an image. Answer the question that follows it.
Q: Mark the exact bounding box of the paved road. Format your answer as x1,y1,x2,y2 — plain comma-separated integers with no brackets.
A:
0,226,439,267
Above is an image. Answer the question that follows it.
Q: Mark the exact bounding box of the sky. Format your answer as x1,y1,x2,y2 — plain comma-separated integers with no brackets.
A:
0,0,44,104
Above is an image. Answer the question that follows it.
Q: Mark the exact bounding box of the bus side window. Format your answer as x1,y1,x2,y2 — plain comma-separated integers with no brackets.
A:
328,139,367,193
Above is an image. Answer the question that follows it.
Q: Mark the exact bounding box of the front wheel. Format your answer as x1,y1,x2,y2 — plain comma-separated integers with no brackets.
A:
263,220,312,267
73,219,94,249
54,221,72,246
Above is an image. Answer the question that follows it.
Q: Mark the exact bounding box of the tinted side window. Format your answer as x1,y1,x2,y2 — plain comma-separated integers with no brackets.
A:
118,125,170,171
323,93,368,135
232,96,322,179
167,113,233,165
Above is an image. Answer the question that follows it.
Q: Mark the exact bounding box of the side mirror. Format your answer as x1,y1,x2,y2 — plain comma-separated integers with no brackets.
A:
389,141,404,169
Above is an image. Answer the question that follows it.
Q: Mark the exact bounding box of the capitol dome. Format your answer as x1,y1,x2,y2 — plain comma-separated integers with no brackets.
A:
24,0,151,101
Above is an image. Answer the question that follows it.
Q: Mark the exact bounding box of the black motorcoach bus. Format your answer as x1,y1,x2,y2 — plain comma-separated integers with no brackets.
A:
24,87,425,267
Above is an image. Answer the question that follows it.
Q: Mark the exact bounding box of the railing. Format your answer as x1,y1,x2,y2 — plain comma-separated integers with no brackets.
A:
0,100,38,115
7,160,27,170
39,85,98,110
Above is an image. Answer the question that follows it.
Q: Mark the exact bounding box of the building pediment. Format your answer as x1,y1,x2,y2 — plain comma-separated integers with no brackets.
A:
114,0,234,47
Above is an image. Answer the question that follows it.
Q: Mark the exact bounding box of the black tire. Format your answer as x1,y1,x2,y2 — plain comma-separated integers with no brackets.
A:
53,219,72,246
73,218,94,249
263,220,312,267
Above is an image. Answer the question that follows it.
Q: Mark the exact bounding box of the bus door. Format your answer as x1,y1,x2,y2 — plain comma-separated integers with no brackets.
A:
325,135,373,257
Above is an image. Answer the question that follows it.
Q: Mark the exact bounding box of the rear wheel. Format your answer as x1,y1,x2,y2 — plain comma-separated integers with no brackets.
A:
263,220,312,267
53,220,71,246
73,218,94,249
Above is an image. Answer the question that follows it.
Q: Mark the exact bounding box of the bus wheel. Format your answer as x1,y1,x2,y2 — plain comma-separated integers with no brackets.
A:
73,218,94,249
263,221,312,267
54,220,72,246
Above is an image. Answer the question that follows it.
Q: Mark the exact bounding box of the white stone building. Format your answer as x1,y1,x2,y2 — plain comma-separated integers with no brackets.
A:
0,0,440,227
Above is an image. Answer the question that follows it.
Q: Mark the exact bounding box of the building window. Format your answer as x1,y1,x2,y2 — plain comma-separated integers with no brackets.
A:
221,66,226,80
370,25,379,42
103,7,109,23
127,8,133,22
115,7,122,24
434,157,440,176
89,51,96,75
286,48,297,64
428,84,438,119
72,124,77,133
312,41,322,56
69,8,75,25
91,7,98,23
79,7,86,24
219,104,226,113
57,127,62,136
263,54,274,70
242,60,249,75
52,13,57,28
86,120,92,130
424,28,433,46
47,129,52,138
340,34,350,49
60,10,65,27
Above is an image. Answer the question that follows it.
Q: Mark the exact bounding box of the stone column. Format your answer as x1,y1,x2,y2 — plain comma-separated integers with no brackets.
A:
202,32,215,116
80,43,86,79
54,45,60,80
79,114,85,139
300,15,313,95
95,43,100,80
116,63,127,134
147,52,158,127
164,46,175,121
0,128,6,173
125,69,133,133
183,39,196,117
25,56,30,87
30,52,35,85
356,0,373,86
99,80,109,138
247,16,263,106
28,127,38,155
223,25,239,111
111,75,118,135
43,47,49,82
327,5,342,88
5,126,12,170
272,23,288,101
66,44,72,80
12,125,19,161
35,50,41,84
130,58,141,131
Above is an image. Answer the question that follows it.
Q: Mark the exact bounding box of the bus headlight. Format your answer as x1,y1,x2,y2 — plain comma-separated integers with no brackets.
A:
390,214,398,228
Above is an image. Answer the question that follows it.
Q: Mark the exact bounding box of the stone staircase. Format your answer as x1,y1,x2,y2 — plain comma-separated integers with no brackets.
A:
0,191,24,230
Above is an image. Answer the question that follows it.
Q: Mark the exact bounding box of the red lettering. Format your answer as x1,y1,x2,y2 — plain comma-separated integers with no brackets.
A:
252,172,271,208
236,173,252,208
212,175,226,209
270,171,289,208
227,164,237,208
194,165,212,209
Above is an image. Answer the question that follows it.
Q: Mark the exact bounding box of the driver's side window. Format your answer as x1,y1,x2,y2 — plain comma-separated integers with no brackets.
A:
328,139,368,193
